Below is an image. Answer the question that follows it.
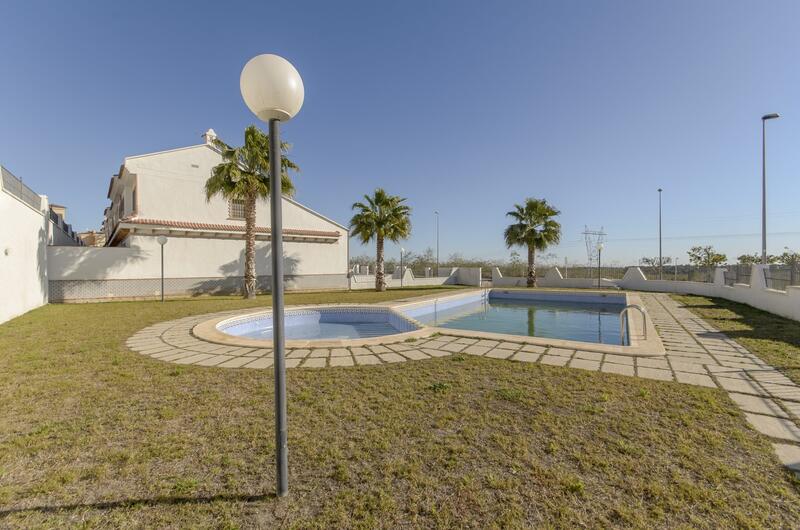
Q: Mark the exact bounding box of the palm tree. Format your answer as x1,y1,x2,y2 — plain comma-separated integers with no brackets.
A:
205,125,299,299
350,188,411,291
504,198,561,287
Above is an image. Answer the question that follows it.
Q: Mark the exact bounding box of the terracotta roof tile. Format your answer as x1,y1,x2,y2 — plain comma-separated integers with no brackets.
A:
121,217,340,238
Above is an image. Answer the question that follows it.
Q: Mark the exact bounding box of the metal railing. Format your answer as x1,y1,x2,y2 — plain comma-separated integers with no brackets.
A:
724,264,752,286
763,265,800,291
651,265,713,283
619,304,647,345
1,165,42,211
562,266,628,280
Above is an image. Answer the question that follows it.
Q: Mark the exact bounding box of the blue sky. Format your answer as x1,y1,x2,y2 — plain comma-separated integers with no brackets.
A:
1,0,798,265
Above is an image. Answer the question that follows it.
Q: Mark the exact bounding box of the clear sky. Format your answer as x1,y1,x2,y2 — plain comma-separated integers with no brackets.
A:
2,0,798,266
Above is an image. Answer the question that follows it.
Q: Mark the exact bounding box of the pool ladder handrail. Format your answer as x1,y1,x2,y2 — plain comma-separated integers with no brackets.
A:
619,304,647,345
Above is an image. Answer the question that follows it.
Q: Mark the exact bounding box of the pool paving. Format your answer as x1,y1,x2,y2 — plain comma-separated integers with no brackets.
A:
126,291,800,473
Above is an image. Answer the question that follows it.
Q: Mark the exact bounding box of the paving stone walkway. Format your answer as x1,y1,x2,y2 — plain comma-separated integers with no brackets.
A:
126,292,800,473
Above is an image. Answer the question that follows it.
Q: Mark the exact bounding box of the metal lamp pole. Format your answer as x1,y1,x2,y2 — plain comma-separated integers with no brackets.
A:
268,117,289,496
657,188,663,280
157,236,167,302
400,247,404,288
434,210,439,276
761,113,780,264
240,54,304,498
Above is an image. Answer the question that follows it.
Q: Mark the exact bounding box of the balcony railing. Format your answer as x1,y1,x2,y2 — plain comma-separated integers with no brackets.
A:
1,165,42,211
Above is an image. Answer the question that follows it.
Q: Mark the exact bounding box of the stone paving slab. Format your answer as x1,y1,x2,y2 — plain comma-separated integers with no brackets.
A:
540,355,569,367
674,371,716,388
728,392,789,418
637,367,673,382
745,413,800,443
511,352,540,363
329,356,354,367
301,357,327,368
486,348,514,360
773,443,800,476
601,363,635,376
570,359,600,371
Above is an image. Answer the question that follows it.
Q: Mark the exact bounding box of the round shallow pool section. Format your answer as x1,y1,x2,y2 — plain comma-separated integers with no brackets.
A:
217,306,420,341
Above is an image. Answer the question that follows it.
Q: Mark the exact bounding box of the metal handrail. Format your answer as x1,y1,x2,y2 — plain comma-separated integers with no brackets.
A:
620,304,647,345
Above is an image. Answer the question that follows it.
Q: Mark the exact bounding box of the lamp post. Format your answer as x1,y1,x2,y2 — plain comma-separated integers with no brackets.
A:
157,236,167,302
657,188,663,280
434,210,439,277
240,53,304,498
596,243,604,289
400,247,405,288
761,113,780,265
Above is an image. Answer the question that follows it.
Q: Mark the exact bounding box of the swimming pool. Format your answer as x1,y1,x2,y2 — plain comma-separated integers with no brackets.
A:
217,306,419,341
400,290,628,345
207,290,630,347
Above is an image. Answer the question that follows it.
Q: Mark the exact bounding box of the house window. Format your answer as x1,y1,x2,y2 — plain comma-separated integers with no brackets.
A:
229,199,246,220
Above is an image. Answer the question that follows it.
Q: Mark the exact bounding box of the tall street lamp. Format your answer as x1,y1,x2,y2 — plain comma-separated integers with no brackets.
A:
596,243,604,289
240,53,304,498
157,235,167,302
400,247,405,288
434,210,439,276
657,188,663,280
761,113,780,265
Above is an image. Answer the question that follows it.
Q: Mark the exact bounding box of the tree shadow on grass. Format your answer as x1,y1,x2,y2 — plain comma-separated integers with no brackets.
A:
0,492,275,517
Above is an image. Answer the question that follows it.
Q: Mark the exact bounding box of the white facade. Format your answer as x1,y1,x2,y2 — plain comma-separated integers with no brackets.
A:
50,131,349,300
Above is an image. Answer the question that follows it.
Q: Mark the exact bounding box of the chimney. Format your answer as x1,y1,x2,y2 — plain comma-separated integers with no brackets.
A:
50,204,66,220
203,128,218,144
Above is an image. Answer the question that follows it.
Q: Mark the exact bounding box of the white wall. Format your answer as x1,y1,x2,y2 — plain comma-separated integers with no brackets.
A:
455,267,482,287
348,267,480,290
49,234,347,280
0,190,48,323
48,219,81,246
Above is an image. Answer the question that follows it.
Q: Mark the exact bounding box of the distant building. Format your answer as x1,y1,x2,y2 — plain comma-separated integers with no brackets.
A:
77,230,106,247
47,204,83,246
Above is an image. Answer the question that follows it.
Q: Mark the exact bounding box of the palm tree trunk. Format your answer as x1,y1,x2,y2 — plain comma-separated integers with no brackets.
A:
527,245,536,288
243,192,257,299
376,235,386,292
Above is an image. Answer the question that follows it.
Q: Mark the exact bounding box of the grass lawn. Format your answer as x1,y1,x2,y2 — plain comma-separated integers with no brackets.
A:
1,288,799,528
672,294,800,386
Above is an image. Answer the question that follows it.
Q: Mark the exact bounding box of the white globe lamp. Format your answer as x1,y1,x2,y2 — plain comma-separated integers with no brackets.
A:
240,54,304,122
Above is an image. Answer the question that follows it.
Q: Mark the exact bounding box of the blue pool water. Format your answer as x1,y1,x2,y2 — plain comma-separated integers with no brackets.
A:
405,292,627,345
217,292,628,344
218,307,418,340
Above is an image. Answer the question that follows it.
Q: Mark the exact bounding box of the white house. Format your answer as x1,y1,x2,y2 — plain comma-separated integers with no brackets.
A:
47,130,349,300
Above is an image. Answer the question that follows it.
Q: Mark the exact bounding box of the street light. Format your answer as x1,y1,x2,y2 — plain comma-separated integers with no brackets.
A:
761,113,780,265
400,247,405,288
434,211,439,277
657,188,663,280
596,243,604,289
157,236,167,302
240,53,304,498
